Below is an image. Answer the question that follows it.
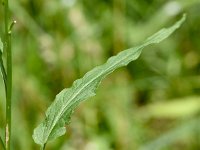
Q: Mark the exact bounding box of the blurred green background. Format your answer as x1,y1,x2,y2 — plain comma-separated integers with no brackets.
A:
0,0,200,149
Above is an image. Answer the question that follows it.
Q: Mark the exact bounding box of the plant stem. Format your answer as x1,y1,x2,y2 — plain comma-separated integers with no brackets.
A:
0,135,6,150
6,32,12,150
42,143,46,150
4,0,12,149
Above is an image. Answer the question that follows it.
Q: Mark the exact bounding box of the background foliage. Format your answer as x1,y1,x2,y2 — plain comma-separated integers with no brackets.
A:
0,0,200,149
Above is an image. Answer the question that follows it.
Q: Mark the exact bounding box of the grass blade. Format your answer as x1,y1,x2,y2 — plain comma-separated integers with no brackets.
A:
33,14,186,148
0,135,5,150
0,38,7,93
0,54,7,93
138,117,200,150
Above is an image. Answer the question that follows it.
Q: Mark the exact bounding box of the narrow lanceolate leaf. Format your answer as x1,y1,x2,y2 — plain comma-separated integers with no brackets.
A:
33,15,186,148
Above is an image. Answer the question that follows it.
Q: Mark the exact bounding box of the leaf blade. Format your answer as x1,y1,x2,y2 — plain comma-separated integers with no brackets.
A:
0,38,3,53
33,14,186,147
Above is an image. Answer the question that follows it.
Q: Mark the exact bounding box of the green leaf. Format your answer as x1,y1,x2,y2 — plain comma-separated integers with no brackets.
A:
0,37,7,90
0,135,5,150
33,14,186,148
0,38,3,54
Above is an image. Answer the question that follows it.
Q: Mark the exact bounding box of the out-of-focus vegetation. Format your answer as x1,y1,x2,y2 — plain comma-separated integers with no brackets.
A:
0,0,200,149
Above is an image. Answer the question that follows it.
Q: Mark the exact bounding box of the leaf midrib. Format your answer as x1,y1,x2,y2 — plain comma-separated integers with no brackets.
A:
45,46,142,143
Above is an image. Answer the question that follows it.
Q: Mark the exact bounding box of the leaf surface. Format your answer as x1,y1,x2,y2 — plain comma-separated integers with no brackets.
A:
0,38,3,53
33,15,186,148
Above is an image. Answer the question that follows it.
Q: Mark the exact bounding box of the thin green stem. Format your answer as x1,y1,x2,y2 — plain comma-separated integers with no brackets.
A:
5,32,12,150
0,135,6,150
41,144,46,150
4,0,12,149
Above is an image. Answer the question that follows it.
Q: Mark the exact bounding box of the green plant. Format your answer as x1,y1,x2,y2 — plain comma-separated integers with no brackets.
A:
0,0,16,149
0,1,189,150
31,15,186,150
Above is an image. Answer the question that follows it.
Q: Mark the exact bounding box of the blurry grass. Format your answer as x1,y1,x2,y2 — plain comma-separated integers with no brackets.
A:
140,96,200,118
139,117,200,150
0,0,200,149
